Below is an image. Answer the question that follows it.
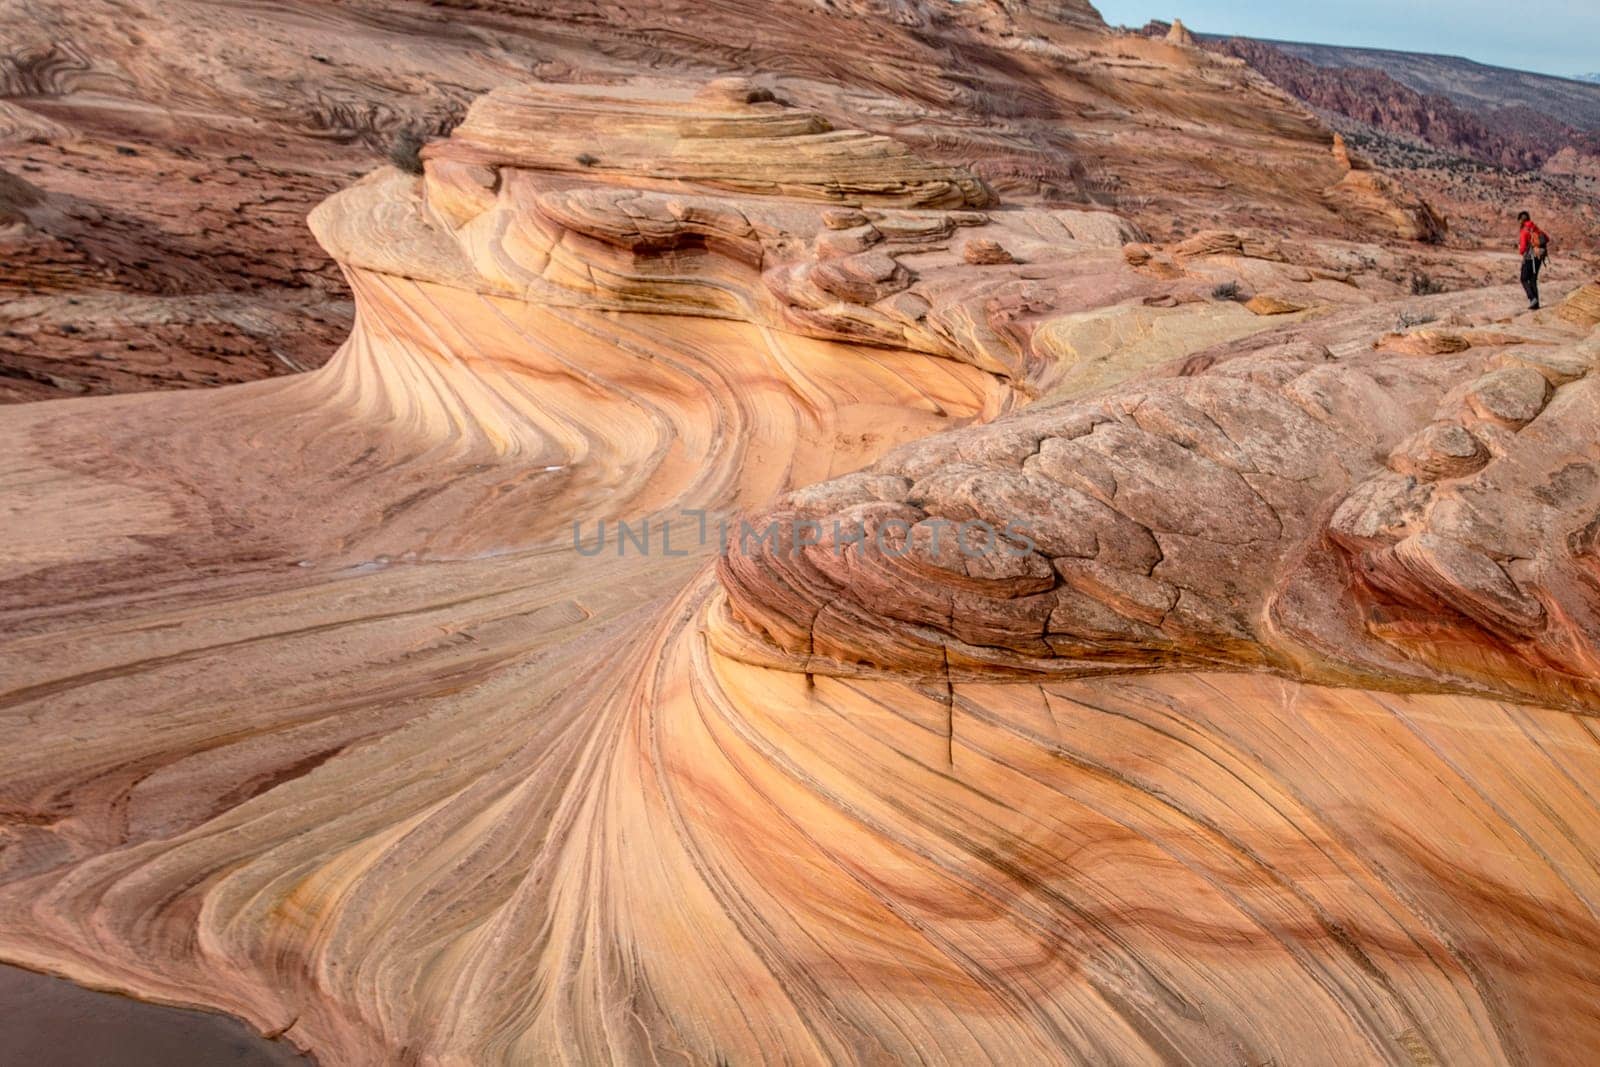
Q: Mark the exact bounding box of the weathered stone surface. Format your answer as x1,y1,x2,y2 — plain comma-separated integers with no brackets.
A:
1559,281,1600,327
962,237,1015,264
7,11,1600,1067
1323,136,1450,243
1173,230,1246,258
1376,329,1473,355
8,0,1584,401
1245,293,1307,315
720,306,1600,715
0,167,45,227
1463,365,1552,428
1390,421,1490,480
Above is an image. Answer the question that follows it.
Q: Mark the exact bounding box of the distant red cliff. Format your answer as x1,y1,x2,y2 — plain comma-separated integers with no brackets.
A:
1143,24,1600,173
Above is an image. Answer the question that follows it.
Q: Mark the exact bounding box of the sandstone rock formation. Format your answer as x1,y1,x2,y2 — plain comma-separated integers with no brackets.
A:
718,315,1600,714
1323,134,1449,244
5,0,1513,398
4,18,1600,1067
1561,280,1600,327
0,166,45,230
1544,145,1600,180
0,104,358,400
1243,293,1306,315
1263,36,1600,133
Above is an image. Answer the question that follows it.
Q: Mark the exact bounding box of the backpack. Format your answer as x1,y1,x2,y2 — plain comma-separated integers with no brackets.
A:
1524,224,1548,260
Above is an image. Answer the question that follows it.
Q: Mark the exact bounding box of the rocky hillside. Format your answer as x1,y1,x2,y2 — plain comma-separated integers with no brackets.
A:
1263,39,1600,132
2,0,1426,399
1139,24,1600,173
1134,23,1600,251
1203,37,1594,171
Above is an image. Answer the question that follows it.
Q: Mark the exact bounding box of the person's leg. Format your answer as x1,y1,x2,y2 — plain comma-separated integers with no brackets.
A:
1521,258,1540,308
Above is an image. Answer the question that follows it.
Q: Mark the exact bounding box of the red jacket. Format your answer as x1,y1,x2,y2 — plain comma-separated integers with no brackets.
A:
1519,219,1545,256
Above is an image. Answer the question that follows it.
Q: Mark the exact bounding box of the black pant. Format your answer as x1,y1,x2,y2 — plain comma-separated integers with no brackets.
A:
1521,256,1541,306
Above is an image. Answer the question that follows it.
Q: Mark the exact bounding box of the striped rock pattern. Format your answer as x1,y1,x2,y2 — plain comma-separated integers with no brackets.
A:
5,0,1481,399
3,75,1600,1067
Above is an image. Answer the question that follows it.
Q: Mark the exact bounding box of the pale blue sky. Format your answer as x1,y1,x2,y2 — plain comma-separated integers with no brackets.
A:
1092,0,1599,80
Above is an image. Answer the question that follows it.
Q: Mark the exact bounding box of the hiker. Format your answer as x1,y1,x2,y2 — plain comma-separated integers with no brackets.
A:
1517,210,1549,310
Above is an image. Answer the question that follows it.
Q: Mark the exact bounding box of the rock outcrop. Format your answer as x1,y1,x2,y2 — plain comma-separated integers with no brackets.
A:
716,324,1600,712
314,81,1177,400
1323,134,1449,243
1165,35,1600,252
1560,281,1600,327
5,22,1600,1067
0,166,45,230
1165,18,1196,46
1244,293,1306,315
1544,145,1600,179
5,0,1517,398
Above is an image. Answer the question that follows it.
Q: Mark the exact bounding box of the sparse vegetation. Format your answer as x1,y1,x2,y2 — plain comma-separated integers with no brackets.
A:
382,104,468,175
576,152,599,167
1080,165,1120,194
1396,309,1438,329
1211,281,1241,301
1409,271,1448,296
387,125,427,175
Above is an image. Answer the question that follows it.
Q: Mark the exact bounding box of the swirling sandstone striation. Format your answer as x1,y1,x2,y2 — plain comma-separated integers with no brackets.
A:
7,0,1487,398
718,319,1600,710
5,73,1600,1067
1323,134,1448,244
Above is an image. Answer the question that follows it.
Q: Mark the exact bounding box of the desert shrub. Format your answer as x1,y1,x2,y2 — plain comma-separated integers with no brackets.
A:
432,102,468,138
1211,281,1241,301
387,126,427,175
1396,309,1438,329
1410,271,1448,295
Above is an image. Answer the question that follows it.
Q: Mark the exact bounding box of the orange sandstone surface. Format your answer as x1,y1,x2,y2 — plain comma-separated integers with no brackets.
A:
10,0,1566,399
3,10,1600,1067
